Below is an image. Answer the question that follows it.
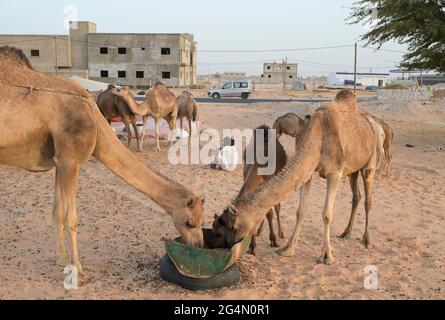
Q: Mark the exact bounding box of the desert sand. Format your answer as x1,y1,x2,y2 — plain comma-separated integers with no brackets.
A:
0,95,444,299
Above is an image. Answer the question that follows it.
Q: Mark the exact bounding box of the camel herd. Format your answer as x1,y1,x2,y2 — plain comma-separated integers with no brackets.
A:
97,83,197,152
0,46,393,281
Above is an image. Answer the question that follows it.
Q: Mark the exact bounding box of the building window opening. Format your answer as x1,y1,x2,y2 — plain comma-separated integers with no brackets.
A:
161,48,171,55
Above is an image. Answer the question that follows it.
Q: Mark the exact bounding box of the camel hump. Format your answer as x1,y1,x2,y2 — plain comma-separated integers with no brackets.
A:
332,89,359,112
0,46,32,69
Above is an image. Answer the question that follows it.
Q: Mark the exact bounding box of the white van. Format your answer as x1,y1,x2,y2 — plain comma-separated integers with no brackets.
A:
208,81,252,99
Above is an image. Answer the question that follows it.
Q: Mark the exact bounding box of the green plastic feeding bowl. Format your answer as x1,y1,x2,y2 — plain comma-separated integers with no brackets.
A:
164,229,251,279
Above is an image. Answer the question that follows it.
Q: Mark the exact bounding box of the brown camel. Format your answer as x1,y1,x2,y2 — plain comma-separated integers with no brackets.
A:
213,125,287,255
177,91,198,145
114,83,179,151
272,113,307,139
0,46,204,276
97,85,149,152
213,90,377,264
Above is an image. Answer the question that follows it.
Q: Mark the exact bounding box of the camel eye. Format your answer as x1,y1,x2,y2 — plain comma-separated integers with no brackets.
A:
186,221,196,229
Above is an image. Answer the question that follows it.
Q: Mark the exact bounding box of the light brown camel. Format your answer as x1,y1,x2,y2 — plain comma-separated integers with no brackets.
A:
97,85,149,152
212,125,287,255
372,116,393,177
213,90,377,264
0,46,204,276
114,83,179,151
177,91,198,145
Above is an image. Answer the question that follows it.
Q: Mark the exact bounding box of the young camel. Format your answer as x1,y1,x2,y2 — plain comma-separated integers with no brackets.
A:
0,46,204,276
97,85,150,152
177,91,199,145
213,125,287,255
213,90,377,264
114,83,179,151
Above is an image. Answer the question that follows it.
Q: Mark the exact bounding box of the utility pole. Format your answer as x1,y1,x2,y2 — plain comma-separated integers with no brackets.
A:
353,43,357,94
54,36,59,76
283,57,288,91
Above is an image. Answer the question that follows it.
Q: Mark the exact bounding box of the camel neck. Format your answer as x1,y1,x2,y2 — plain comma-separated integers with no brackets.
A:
234,115,323,221
93,109,189,215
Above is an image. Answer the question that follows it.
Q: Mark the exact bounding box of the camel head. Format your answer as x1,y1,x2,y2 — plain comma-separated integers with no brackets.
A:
172,194,205,247
112,86,133,100
212,204,254,248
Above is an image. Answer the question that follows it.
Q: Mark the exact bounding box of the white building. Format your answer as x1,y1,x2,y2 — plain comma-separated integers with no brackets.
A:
328,72,389,87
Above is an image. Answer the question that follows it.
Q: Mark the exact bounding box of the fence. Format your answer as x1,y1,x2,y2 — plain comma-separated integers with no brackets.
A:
377,87,433,102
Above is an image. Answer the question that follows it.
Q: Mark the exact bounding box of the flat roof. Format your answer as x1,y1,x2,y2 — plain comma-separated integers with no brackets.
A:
90,33,194,41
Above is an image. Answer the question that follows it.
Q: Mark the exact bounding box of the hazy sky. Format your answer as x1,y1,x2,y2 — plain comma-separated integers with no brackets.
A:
0,0,407,76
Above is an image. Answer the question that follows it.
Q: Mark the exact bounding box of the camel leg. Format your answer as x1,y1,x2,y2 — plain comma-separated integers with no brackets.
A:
122,117,132,148
256,220,265,236
187,116,192,147
266,209,279,247
168,116,177,146
361,168,375,249
317,173,342,265
138,116,147,152
338,172,361,239
277,179,311,257
248,235,257,255
275,203,284,239
155,118,161,152
179,117,184,140
55,162,84,275
131,117,141,152
53,170,69,266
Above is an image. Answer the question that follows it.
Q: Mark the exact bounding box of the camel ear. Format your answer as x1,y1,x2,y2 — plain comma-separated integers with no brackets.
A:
186,196,195,208
200,195,206,204
228,204,238,216
214,214,219,220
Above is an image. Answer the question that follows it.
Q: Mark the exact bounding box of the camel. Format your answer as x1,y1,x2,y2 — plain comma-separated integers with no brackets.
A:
213,90,378,264
177,91,198,145
114,83,179,151
97,85,149,152
372,116,393,176
0,46,204,276
212,125,287,255
272,113,307,139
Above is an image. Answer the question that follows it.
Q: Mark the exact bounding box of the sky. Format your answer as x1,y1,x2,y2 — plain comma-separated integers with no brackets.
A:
0,0,407,76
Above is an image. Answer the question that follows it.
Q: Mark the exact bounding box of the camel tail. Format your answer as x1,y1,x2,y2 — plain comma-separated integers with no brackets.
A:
192,101,198,122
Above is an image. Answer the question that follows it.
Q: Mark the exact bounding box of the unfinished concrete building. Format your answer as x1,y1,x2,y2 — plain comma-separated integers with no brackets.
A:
261,62,298,84
0,21,197,88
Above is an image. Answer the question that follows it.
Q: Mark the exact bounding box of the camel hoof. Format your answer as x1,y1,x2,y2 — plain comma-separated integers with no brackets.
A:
270,239,279,248
363,236,372,249
317,254,335,265
277,246,294,257
338,231,351,239
56,256,71,266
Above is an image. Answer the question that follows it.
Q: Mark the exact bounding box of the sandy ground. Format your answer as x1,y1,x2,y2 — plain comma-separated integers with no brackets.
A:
0,95,444,300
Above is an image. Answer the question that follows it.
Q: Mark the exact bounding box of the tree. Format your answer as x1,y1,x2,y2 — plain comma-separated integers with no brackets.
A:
348,0,445,72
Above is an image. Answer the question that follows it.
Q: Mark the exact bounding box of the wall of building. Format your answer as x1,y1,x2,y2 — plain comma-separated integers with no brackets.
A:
0,35,71,73
69,21,96,70
0,22,197,88
88,33,196,88
261,62,298,84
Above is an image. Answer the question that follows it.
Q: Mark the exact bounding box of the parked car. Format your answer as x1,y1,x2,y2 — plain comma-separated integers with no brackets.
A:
365,85,379,92
208,80,252,99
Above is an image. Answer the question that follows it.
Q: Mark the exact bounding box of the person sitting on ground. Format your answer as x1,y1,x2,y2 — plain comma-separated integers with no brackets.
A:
210,137,239,172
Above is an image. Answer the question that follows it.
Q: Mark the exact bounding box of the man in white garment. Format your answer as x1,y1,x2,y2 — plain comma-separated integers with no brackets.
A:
211,137,239,172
